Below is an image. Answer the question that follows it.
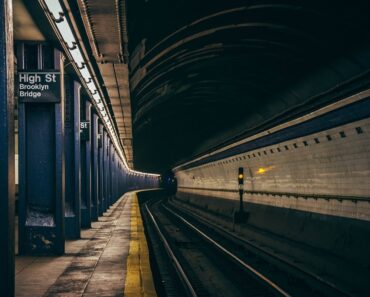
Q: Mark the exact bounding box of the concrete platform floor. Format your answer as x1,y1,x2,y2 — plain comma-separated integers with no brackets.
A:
15,192,157,297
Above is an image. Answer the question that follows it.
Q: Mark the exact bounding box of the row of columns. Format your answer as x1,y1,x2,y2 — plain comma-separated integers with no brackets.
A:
16,43,158,255
0,23,159,296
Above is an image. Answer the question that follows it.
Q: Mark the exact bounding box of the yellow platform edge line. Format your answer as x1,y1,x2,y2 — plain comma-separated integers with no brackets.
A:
124,193,157,297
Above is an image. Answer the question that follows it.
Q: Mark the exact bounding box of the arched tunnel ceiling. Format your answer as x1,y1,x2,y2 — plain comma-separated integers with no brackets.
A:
127,0,370,173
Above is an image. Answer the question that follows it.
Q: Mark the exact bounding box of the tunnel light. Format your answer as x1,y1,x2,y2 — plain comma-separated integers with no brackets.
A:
55,20,76,49
44,0,64,21
257,168,266,174
256,166,274,175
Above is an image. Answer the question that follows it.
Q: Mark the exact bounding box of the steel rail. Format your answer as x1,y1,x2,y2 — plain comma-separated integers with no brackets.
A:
144,202,198,297
168,201,352,297
162,204,291,297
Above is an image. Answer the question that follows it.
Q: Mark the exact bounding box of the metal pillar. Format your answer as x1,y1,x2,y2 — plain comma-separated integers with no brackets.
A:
0,1,14,295
18,44,65,255
113,149,117,201
98,122,104,215
107,139,112,207
102,130,108,212
80,97,91,228
91,112,99,220
115,153,119,201
112,150,117,202
64,78,81,239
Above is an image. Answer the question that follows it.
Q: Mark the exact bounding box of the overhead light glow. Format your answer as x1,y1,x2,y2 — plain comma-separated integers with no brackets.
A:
256,166,275,175
44,0,63,20
69,47,85,68
97,102,105,110
92,93,101,102
86,81,97,94
79,66,91,82
55,20,76,49
42,0,160,178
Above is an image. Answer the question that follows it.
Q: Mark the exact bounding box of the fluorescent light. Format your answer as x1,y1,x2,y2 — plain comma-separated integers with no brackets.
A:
69,47,85,68
92,93,101,102
56,19,76,49
43,0,160,176
79,66,91,82
86,81,97,94
97,102,104,110
44,0,63,20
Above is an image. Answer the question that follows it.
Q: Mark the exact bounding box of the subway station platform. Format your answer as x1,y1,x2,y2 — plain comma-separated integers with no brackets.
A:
15,192,156,297
2,0,370,296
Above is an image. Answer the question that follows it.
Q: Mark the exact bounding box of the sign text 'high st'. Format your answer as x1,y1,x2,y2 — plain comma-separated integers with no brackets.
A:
17,71,61,102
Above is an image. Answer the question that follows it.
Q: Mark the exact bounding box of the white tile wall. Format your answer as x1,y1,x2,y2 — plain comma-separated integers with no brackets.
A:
176,118,370,221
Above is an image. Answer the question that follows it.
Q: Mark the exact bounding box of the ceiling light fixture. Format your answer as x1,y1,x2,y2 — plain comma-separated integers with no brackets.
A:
42,0,159,177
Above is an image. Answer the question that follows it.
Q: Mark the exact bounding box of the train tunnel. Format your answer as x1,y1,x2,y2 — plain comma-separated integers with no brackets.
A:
1,0,370,296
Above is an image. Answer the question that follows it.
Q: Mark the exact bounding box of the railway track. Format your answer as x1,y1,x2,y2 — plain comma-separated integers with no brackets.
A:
165,199,354,297
142,197,351,297
144,199,282,296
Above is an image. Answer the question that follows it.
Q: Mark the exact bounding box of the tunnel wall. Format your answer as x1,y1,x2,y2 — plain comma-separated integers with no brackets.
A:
124,171,160,193
174,95,370,266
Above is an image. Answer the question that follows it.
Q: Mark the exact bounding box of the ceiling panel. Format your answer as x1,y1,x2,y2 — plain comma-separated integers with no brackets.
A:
78,0,133,167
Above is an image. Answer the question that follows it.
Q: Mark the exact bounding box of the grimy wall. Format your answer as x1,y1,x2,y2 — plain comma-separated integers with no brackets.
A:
174,91,370,266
